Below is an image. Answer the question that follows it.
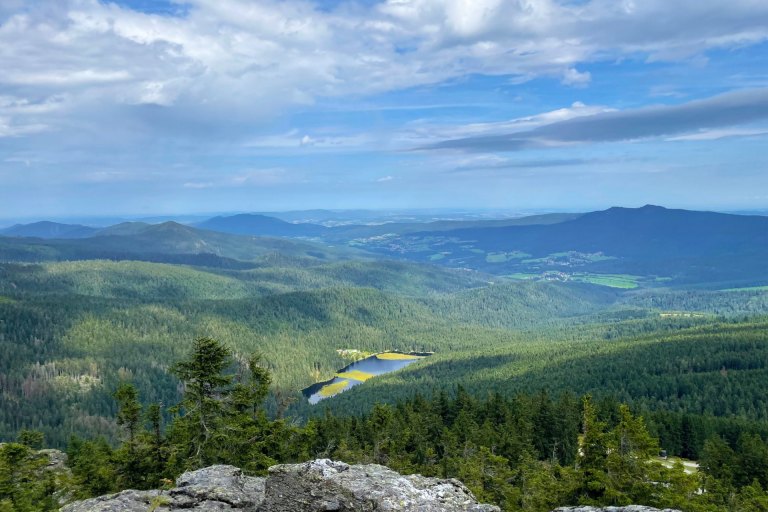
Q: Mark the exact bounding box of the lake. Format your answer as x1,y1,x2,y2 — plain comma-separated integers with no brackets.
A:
303,351,431,404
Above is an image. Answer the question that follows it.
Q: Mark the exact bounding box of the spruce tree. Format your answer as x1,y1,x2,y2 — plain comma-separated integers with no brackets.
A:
168,337,233,470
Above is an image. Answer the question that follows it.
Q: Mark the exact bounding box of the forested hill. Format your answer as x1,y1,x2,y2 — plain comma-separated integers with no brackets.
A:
196,213,328,237
0,221,368,265
425,205,768,259
4,206,768,286
353,205,768,284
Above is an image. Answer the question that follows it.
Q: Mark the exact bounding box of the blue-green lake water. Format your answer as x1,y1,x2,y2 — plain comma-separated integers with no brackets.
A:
303,352,430,404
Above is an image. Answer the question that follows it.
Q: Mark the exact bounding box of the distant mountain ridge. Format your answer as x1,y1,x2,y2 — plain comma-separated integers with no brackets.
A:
347,205,768,285
427,205,768,258
0,220,366,265
2,206,766,285
0,221,98,239
196,213,327,237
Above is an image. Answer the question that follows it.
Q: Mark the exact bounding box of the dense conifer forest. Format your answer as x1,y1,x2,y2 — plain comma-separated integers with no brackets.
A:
3,336,768,511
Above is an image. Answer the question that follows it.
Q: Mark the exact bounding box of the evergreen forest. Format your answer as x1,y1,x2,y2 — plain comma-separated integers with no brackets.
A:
1,207,768,511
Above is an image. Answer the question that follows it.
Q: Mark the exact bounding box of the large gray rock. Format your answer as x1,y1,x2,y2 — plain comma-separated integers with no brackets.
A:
171,465,266,508
60,489,163,512
262,459,500,512
39,448,69,470
61,459,498,511
61,465,264,512
553,507,681,512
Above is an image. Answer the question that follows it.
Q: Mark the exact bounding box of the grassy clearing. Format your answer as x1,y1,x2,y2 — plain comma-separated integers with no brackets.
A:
319,380,350,397
503,272,640,288
376,352,424,361
336,370,375,382
573,274,641,289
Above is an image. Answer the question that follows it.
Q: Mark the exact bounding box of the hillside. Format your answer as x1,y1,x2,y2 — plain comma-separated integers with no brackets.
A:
351,205,768,285
313,317,768,445
2,253,768,448
4,206,765,287
0,221,367,265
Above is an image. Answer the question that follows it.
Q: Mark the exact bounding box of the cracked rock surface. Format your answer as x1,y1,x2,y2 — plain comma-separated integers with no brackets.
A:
261,459,500,512
60,459,497,512
61,459,675,512
60,465,264,512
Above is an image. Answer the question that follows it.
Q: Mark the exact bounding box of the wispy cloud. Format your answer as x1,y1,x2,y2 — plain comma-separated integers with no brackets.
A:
449,157,595,173
666,128,768,141
423,88,768,152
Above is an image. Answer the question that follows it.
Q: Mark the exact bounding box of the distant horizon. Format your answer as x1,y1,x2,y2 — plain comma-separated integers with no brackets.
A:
2,203,768,230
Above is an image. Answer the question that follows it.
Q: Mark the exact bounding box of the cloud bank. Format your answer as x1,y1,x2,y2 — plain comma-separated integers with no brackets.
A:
1,0,768,139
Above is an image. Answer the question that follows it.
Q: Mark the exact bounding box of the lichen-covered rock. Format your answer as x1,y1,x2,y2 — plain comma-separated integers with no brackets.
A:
60,489,163,512
262,459,500,512
60,465,264,512
39,448,68,470
171,465,265,508
61,459,499,511
552,507,682,512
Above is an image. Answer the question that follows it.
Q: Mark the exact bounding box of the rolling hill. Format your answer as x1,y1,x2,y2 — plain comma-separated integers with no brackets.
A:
0,221,367,265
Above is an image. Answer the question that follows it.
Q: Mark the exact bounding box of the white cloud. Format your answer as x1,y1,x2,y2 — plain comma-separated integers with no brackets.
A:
0,0,766,143
424,88,768,152
246,130,372,151
562,68,591,86
667,128,768,141
398,101,614,146
0,116,49,137
3,70,132,86
183,181,214,189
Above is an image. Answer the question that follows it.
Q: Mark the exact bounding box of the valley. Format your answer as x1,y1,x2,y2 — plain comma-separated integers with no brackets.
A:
1,205,767,446
1,205,767,511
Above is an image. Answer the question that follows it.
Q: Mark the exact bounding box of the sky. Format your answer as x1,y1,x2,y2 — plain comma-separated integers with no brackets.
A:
1,0,768,219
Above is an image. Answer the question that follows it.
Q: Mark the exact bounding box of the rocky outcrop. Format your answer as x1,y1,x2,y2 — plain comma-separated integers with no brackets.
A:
60,459,682,512
39,448,69,470
553,507,681,512
61,459,498,511
61,465,265,512
262,459,498,511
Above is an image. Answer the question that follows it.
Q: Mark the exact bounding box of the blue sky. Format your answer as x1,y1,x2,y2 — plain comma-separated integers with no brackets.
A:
1,0,767,219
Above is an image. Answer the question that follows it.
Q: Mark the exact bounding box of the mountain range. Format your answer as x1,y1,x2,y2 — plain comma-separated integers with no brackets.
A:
2,205,766,286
